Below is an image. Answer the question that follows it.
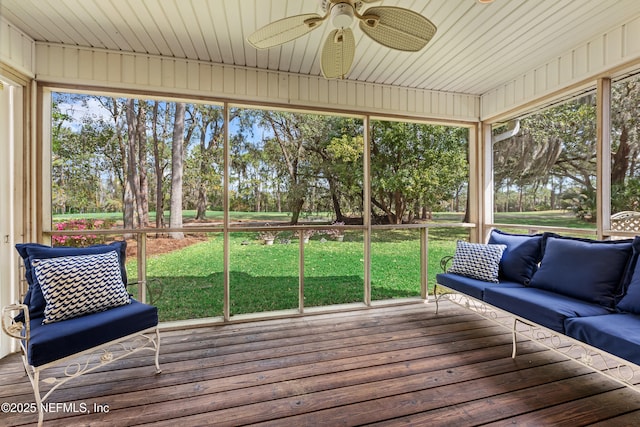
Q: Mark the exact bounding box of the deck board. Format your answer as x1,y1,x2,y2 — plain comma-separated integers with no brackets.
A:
1,301,639,426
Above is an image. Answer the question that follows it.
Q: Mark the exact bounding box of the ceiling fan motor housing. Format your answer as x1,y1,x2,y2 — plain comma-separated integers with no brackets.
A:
331,2,355,29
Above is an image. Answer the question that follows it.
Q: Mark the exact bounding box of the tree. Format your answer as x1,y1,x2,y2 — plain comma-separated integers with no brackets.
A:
170,102,186,239
191,105,224,220
136,101,150,227
370,121,468,224
51,95,103,214
311,117,364,222
123,99,141,230
259,111,326,224
125,99,151,227
151,101,170,230
611,77,640,212
493,94,598,219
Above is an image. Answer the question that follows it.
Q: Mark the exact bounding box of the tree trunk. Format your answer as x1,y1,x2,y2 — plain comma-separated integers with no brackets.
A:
151,101,165,233
276,180,282,212
195,129,208,220
394,190,404,224
290,196,305,225
136,101,150,227
328,177,344,222
518,185,524,212
170,102,185,239
463,193,470,223
124,99,139,232
371,192,395,224
254,183,262,212
196,183,207,220
612,124,630,185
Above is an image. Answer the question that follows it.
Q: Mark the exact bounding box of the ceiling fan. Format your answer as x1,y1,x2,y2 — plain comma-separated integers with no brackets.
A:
247,0,437,79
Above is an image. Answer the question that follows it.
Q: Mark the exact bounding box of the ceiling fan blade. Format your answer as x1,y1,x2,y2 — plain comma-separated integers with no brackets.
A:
358,6,436,52
248,14,325,49
321,28,355,79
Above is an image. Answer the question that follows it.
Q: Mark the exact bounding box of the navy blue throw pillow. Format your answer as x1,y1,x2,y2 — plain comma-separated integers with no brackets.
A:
488,229,543,284
616,236,640,314
528,234,634,308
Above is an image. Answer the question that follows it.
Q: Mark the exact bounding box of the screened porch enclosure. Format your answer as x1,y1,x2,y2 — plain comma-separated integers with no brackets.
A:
2,1,640,423
43,94,474,322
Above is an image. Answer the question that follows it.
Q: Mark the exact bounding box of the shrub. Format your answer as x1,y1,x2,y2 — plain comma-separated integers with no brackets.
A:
52,219,115,247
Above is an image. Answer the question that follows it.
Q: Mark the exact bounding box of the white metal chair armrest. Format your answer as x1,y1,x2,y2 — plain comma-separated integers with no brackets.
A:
1,303,30,343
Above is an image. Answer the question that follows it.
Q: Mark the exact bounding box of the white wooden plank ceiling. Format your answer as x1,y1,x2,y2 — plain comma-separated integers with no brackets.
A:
1,0,639,95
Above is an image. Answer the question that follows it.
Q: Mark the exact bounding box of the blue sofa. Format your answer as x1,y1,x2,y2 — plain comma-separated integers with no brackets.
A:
1,241,161,426
435,229,640,386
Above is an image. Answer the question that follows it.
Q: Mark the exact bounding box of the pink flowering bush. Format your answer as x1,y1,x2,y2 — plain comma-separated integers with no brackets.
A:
52,218,114,247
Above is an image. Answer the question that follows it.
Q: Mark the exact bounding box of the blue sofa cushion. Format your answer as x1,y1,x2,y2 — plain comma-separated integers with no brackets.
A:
615,236,640,313
448,241,506,283
483,286,611,333
33,251,131,324
15,241,128,319
436,272,524,300
527,234,634,308
26,299,157,367
488,229,543,284
565,313,640,365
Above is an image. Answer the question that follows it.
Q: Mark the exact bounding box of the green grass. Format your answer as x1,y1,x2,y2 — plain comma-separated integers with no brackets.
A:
493,210,596,229
127,228,467,321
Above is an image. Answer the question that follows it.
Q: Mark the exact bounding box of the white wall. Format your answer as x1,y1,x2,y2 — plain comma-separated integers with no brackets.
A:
33,43,480,122
481,14,640,121
0,16,35,79
0,79,22,358
0,17,32,358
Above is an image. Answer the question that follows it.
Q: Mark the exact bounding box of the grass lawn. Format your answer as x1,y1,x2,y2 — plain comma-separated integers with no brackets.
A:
493,210,596,229
127,227,469,321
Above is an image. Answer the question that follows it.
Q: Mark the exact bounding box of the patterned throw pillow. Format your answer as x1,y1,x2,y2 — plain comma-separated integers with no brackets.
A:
448,240,507,283
33,251,131,324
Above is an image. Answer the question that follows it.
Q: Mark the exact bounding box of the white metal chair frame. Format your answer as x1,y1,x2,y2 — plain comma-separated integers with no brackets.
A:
1,303,161,426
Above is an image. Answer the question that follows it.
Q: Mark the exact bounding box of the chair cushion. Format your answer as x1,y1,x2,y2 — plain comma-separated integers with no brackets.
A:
527,234,635,308
483,286,611,333
33,251,130,324
447,241,506,283
488,229,543,284
15,241,128,319
436,272,524,300
565,313,640,365
26,299,157,367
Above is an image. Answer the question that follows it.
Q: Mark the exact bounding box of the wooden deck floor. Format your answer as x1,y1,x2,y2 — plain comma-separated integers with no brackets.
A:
2,300,640,426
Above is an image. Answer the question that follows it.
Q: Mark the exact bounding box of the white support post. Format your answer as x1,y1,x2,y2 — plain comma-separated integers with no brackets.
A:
420,227,429,301
363,115,371,306
137,232,147,303
597,78,612,239
223,103,230,321
298,231,305,313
